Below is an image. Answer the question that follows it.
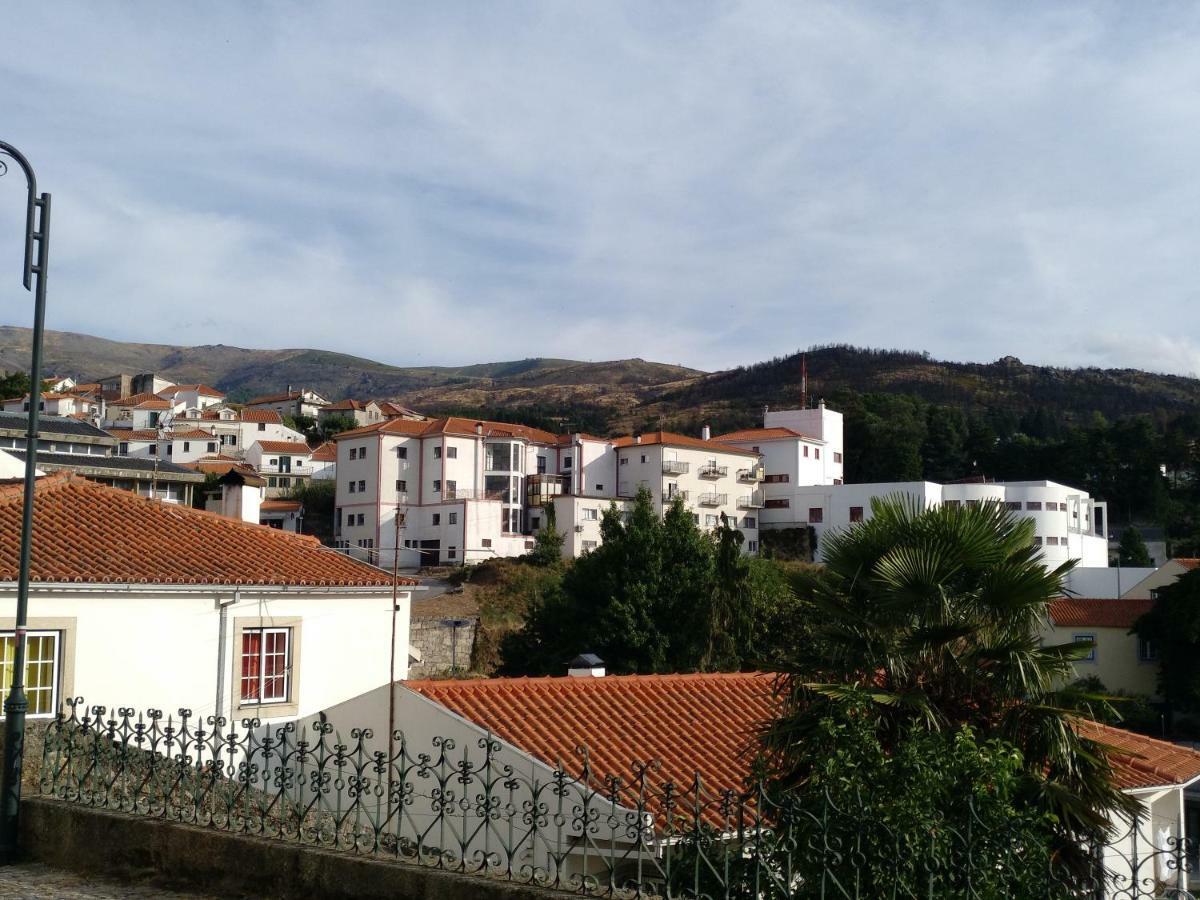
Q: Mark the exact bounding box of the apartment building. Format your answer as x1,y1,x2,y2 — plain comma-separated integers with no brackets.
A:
334,418,764,566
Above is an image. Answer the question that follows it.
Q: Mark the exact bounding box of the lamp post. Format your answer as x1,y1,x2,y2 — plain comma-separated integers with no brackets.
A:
0,140,52,864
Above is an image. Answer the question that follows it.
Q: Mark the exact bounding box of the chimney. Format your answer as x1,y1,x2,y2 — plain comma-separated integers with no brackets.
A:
287,384,292,393
475,422,483,435
567,654,605,678
701,424,711,441
633,432,642,445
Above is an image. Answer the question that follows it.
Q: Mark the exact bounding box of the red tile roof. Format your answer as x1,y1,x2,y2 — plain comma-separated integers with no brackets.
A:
109,429,161,442
0,473,414,587
1075,720,1200,791
1176,559,1200,571
713,426,820,443
159,384,224,398
376,401,424,419
1048,598,1154,629
255,440,312,455
245,390,303,405
311,442,337,462
167,428,219,441
111,392,170,408
224,408,283,424
325,399,367,411
405,673,777,804
261,499,303,512
612,430,761,457
337,416,562,445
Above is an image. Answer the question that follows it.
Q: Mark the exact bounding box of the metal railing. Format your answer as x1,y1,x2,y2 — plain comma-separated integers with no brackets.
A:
37,699,1196,898
665,490,689,503
737,492,765,509
697,492,727,507
662,460,690,475
736,467,765,483
698,463,728,479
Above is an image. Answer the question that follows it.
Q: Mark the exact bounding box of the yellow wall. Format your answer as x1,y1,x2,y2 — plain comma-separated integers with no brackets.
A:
1042,624,1160,698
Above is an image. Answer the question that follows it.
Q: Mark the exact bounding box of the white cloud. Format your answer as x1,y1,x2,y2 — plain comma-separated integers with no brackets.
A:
0,1,1197,374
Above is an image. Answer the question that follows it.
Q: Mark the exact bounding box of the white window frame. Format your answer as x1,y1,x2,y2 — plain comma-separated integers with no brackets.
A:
1073,633,1096,662
1,629,62,719
240,627,291,705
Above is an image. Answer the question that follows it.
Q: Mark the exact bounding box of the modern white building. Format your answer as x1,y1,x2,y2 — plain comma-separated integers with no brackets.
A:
0,472,417,728
334,419,764,566
246,439,318,497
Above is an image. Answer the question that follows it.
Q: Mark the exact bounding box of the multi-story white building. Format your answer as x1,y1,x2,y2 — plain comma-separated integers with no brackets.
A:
244,388,329,420
334,419,764,566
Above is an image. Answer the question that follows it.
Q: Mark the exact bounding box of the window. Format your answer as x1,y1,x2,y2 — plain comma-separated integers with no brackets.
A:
359,446,367,459
432,514,441,526
803,445,809,458
356,479,365,492
764,474,790,484
1046,536,1059,546
446,447,458,459
1073,634,1096,662
349,448,358,460
808,507,824,523
692,513,700,524
620,457,628,466
563,456,573,469
833,452,843,464
1032,536,1042,546
1005,501,1022,511
449,512,458,525
640,454,647,464
706,514,719,526
397,447,407,459
537,456,547,474
183,441,190,452
814,448,820,459
482,538,493,548
119,442,128,455
433,480,441,493
348,481,357,493
268,477,278,487
434,447,442,459
583,508,599,521
207,442,216,453
751,446,759,453
356,513,365,526
742,516,757,528
748,540,758,552
1026,501,1042,511
240,628,291,704
1138,637,1158,663
1,631,60,717
258,423,266,431
595,484,604,492
396,479,407,492
531,517,541,530
944,499,961,509
448,547,457,560
445,480,456,497
849,506,864,523
764,499,790,509
148,444,157,456
582,540,598,551
229,435,237,446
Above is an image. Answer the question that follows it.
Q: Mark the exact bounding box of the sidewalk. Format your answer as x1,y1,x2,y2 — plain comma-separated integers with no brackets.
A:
0,863,219,899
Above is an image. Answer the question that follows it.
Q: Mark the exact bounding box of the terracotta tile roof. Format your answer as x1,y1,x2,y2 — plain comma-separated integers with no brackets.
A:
376,401,424,418
183,457,247,476
245,390,303,405
336,417,562,445
311,442,337,462
261,499,303,512
109,429,161,442
405,672,778,809
713,426,820,443
159,384,224,398
612,430,761,457
1048,598,1154,629
325,399,367,411
167,428,219,441
1176,559,1200,571
1075,720,1200,791
111,392,169,408
255,440,312,455
0,473,414,587
207,408,282,424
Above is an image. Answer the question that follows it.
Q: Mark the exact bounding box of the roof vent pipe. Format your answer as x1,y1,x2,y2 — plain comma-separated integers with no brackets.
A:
633,432,642,445
567,654,605,678
475,422,483,435
701,424,711,441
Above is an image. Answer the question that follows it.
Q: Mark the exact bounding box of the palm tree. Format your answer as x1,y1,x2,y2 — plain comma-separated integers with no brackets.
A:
760,495,1139,874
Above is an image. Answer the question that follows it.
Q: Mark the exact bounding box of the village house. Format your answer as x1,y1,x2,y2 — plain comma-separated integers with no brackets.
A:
318,398,383,428
0,472,417,727
1042,597,1159,698
246,439,317,497
243,387,329,420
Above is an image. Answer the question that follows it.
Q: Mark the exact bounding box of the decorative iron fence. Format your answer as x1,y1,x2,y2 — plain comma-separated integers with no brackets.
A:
38,699,1195,899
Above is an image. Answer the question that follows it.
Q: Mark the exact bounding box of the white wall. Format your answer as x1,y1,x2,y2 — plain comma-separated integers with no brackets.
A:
1063,567,1158,599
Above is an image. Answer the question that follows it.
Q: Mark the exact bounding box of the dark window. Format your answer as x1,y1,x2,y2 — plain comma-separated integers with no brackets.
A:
808,507,823,523
849,506,863,523
446,447,457,459
764,499,789,509
449,512,458,525
432,514,441,526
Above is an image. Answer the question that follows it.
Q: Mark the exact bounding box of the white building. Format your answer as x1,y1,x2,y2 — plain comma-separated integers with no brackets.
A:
0,472,417,728
246,439,317,497
244,388,329,420
318,399,383,428
334,419,764,567
157,383,226,411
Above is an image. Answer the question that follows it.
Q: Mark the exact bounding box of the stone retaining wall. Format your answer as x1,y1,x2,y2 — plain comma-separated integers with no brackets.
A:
408,616,477,677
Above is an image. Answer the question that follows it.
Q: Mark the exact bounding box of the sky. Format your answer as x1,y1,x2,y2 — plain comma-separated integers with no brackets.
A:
1,2,1199,375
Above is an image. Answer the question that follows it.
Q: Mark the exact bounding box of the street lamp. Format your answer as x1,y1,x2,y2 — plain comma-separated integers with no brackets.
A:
0,140,52,864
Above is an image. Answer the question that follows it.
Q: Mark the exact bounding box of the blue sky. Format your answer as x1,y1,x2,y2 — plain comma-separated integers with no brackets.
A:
1,2,1198,374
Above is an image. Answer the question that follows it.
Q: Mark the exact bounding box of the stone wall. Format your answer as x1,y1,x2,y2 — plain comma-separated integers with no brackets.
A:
0,719,50,791
20,798,572,899
408,616,477,678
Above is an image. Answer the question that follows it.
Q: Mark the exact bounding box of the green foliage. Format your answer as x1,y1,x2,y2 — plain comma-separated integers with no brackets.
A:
758,526,815,561
1117,526,1153,567
527,503,565,566
192,472,221,510
317,413,357,438
1134,569,1200,714
0,370,30,399
761,496,1140,877
288,478,336,543
499,489,795,675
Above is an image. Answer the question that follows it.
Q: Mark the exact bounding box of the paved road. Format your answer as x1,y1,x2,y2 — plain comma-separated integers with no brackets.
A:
0,863,218,899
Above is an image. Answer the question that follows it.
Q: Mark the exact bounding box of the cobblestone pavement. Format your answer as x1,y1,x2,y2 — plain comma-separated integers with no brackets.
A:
0,863,219,899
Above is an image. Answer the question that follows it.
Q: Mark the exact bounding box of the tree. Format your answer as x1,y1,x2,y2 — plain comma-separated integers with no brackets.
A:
1117,526,1153,567
1134,569,1200,715
760,497,1139,878
700,513,750,670
318,413,357,439
0,370,29,399
527,503,564,566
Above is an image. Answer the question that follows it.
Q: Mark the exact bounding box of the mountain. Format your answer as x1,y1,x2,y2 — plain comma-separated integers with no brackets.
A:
2,327,1198,436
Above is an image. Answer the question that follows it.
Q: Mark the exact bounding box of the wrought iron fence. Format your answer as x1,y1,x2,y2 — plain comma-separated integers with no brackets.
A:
38,699,1195,899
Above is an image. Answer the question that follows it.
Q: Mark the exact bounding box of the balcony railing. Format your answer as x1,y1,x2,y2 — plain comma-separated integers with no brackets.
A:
698,463,728,479
665,490,689,503
442,487,506,501
527,473,570,502
738,491,765,509
662,460,690,475
697,492,727,507
737,466,765,483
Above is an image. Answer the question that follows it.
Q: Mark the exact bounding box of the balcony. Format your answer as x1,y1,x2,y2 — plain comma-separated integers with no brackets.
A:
665,490,689,503
442,487,506,501
697,492,727,507
738,491,765,509
526,473,570,504
737,466,765,483
698,463,728,479
662,460,690,476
